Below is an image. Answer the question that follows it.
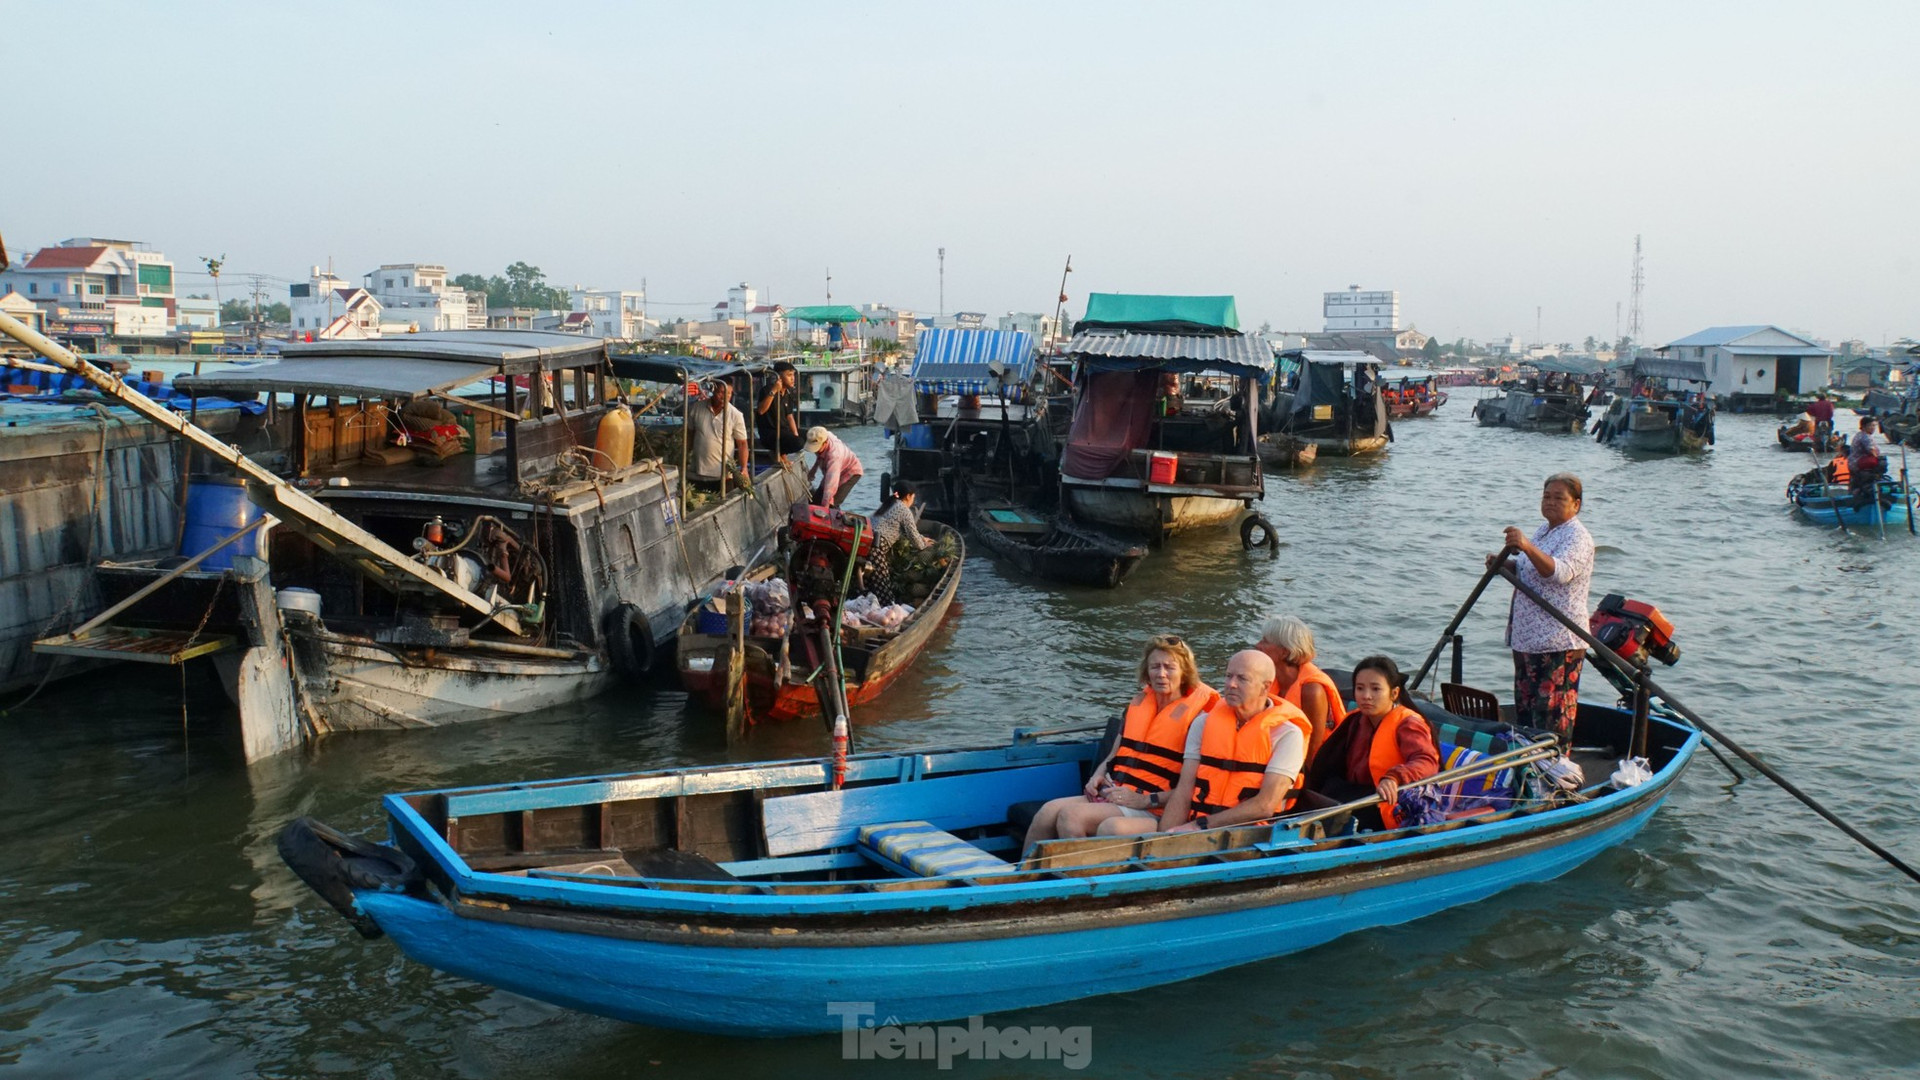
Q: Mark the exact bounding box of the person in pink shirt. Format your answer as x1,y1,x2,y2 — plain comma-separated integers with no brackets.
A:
804,426,864,507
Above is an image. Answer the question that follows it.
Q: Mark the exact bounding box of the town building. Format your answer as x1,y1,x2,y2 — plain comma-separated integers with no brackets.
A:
861,304,918,347
362,263,472,331
289,266,382,339
0,289,47,339
0,237,177,338
996,311,1056,341
176,296,219,331
1324,286,1399,333
706,283,785,346
571,287,650,340
1658,325,1833,401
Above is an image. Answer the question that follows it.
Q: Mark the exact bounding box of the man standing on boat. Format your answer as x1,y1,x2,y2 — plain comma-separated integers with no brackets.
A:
756,361,804,459
1147,651,1309,835
688,379,749,490
1848,416,1886,491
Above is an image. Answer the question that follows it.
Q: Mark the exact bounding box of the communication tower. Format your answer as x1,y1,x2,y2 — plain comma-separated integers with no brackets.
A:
1627,235,1645,346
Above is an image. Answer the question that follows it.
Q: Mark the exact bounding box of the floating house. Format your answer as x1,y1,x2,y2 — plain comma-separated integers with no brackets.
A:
1659,326,1832,409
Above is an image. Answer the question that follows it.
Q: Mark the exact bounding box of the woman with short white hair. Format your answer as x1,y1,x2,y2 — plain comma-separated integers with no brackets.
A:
1253,614,1346,764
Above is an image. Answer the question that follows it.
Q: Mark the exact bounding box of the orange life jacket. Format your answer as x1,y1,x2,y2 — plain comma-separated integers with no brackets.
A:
1190,697,1311,819
1830,456,1851,485
1283,661,1348,739
1107,683,1219,795
1366,704,1427,829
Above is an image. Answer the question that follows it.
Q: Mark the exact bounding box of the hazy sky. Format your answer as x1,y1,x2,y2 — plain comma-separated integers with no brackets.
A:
7,1,1915,345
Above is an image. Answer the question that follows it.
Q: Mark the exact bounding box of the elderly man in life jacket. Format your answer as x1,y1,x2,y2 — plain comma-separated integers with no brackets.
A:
1107,650,1311,836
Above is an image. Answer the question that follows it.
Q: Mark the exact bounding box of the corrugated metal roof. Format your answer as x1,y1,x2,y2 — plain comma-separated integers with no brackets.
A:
1632,357,1709,381
1721,345,1832,357
1663,324,1823,349
909,328,1036,385
281,330,607,371
177,356,499,399
1278,349,1378,367
1067,330,1272,376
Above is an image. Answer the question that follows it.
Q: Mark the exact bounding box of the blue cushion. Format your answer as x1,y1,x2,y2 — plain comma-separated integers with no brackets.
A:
857,820,1008,878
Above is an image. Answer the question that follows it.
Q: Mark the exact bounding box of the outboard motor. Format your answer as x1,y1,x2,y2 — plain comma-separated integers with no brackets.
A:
1589,594,1679,666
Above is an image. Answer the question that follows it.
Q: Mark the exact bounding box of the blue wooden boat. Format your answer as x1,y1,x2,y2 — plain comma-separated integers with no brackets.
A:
280,692,1698,1036
1787,469,1914,529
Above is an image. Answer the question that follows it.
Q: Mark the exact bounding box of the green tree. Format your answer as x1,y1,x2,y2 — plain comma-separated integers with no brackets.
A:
1421,337,1442,363
262,302,291,324
1583,335,1598,353
219,299,253,323
453,264,571,309
1615,335,1635,357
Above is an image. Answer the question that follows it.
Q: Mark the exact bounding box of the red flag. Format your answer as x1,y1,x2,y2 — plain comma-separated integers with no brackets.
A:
1059,293,1069,304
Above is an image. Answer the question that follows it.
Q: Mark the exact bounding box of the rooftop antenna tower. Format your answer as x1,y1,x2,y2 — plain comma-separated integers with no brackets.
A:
1627,234,1645,349
938,247,945,319
825,266,832,303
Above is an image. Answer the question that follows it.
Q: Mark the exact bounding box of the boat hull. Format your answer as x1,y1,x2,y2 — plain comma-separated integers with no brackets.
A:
1790,481,1914,528
357,758,1683,1035
277,628,612,731
968,505,1147,588
1060,485,1244,540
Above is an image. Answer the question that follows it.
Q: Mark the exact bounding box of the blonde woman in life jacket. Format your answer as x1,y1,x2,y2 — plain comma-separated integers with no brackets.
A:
1021,635,1218,852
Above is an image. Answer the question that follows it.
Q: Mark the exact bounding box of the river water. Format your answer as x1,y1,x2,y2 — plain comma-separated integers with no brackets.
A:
4,391,1917,1079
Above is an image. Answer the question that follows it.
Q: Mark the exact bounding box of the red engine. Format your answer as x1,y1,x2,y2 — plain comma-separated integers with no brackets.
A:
1590,594,1679,666
789,503,874,559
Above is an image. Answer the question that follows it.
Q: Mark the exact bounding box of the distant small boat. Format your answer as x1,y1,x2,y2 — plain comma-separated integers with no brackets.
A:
1263,350,1393,462
1383,373,1448,418
1474,379,1591,433
1776,424,1842,452
1787,469,1914,530
968,501,1147,588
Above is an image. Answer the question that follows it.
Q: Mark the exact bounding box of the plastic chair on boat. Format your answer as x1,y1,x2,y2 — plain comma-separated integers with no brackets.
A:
1441,683,1501,723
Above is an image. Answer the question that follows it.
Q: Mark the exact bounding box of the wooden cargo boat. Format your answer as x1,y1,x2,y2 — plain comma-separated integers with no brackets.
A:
795,361,874,426
1057,294,1268,541
967,500,1147,588
4,316,809,759
1473,376,1592,433
1593,358,1715,453
675,506,964,725
1262,349,1393,462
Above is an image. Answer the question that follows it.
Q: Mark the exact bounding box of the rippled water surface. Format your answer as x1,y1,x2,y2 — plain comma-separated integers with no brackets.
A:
4,394,1918,1078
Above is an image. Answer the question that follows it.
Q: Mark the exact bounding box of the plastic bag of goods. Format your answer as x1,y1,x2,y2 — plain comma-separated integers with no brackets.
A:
1608,757,1653,789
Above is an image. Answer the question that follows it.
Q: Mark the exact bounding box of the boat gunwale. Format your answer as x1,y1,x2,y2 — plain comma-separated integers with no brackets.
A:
381,713,1699,920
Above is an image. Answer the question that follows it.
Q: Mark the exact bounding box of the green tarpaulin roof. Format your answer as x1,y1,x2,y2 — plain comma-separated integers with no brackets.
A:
784,305,865,324
1078,293,1239,334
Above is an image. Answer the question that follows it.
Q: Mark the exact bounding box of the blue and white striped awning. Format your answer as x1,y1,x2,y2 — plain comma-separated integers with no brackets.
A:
909,329,1037,399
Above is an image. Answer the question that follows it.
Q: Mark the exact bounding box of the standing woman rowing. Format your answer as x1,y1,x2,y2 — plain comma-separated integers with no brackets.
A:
1488,472,1594,744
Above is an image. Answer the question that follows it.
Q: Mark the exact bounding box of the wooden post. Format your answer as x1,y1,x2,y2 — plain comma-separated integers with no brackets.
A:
724,589,747,742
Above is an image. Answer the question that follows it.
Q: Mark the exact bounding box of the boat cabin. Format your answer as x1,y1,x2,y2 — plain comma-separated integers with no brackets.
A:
1266,349,1393,458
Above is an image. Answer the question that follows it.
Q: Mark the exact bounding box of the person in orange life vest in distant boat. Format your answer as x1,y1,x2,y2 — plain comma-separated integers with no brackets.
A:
1254,614,1346,766
1143,650,1310,836
1021,635,1218,851
1302,655,1439,832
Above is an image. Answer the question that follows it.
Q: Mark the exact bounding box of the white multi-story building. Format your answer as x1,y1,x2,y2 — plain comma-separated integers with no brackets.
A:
362,263,471,331
176,296,220,330
861,304,917,346
571,287,649,340
1323,286,1400,333
0,237,177,336
290,266,382,339
707,283,785,346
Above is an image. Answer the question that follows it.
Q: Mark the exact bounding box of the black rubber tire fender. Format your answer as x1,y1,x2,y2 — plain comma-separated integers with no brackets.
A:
1240,513,1280,557
605,602,655,682
276,816,419,940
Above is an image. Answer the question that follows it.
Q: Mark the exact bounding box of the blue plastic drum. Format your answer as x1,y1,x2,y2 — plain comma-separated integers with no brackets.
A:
179,477,263,571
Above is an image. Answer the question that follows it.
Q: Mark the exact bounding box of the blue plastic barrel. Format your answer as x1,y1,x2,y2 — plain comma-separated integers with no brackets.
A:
179,477,263,571
903,423,936,450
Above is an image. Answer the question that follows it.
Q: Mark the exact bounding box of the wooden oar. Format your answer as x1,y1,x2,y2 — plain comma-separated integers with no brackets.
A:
1498,566,1920,885
1271,734,1563,833
1903,445,1916,536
